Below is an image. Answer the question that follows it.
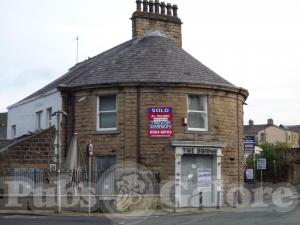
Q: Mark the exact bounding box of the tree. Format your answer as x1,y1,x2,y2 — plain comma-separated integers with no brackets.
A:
258,142,290,181
259,142,290,161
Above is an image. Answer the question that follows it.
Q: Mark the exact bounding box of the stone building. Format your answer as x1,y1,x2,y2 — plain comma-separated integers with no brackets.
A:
58,1,248,208
244,119,299,148
3,1,248,208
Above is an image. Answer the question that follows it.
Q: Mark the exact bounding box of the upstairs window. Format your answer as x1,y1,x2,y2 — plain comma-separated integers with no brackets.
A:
260,133,266,142
36,111,43,130
46,107,52,128
11,125,16,138
97,95,117,131
187,95,208,131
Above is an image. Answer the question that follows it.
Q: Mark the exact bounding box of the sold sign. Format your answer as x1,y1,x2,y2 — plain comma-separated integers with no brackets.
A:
148,107,173,138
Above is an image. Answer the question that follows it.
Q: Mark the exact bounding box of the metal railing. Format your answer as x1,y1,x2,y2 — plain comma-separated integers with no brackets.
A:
0,168,161,197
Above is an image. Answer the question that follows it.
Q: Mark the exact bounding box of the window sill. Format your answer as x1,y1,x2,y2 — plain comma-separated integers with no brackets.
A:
92,130,121,135
185,129,213,135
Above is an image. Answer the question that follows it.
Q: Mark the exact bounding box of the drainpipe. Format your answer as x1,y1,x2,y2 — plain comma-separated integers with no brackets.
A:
66,92,75,159
236,90,241,198
136,86,141,166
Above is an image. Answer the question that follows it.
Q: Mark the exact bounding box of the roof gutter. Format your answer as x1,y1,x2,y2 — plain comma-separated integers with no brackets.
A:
7,88,59,110
57,82,249,99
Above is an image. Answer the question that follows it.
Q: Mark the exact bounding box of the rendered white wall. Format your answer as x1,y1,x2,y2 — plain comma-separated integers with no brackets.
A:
7,90,62,139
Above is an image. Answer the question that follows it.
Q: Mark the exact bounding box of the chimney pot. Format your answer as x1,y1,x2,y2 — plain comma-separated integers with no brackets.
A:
154,0,160,14
249,119,254,126
172,4,178,17
161,2,166,15
143,0,149,12
166,3,172,16
149,0,154,13
136,0,142,11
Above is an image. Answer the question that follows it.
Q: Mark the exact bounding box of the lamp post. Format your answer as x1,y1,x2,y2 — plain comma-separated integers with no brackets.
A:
52,110,67,214
88,140,93,216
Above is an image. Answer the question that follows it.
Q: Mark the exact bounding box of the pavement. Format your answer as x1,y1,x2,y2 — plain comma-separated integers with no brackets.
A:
0,200,299,215
0,195,299,218
0,207,229,217
1,192,298,217
0,185,299,225
0,204,300,225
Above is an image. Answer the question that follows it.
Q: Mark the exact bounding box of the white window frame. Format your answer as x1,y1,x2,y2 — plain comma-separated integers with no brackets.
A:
46,107,52,128
97,95,117,131
35,110,43,130
11,125,16,138
187,95,208,131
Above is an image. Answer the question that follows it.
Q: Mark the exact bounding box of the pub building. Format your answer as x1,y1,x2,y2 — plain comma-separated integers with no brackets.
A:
57,0,249,208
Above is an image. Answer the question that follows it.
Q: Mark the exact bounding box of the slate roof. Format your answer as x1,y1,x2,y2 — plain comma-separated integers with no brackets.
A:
281,125,300,133
14,33,246,106
244,124,268,135
244,123,300,136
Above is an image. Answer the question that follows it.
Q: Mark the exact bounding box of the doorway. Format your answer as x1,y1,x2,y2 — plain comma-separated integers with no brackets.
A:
180,155,216,207
96,156,116,195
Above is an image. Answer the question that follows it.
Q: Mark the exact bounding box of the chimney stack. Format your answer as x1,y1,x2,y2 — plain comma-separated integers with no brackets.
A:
249,119,254,126
267,118,274,126
131,0,182,48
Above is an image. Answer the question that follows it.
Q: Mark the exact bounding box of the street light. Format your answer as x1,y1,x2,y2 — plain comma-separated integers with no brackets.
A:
51,110,67,214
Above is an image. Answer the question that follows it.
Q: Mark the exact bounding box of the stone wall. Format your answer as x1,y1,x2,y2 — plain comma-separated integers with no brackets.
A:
290,164,300,185
61,85,247,196
285,148,300,184
0,127,56,169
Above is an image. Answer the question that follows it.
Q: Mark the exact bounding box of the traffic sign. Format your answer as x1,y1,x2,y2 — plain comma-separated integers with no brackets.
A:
257,158,266,170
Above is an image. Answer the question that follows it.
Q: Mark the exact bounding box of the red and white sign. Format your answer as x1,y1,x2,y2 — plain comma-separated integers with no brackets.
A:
148,107,173,138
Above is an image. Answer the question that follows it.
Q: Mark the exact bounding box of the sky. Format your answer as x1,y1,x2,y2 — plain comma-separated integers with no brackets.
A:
0,0,300,125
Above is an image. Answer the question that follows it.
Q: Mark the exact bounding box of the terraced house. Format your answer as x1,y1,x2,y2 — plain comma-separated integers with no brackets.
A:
3,0,248,208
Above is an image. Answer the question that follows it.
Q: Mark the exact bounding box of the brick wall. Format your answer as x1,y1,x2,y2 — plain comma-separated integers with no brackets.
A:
0,127,56,169
61,85,247,194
